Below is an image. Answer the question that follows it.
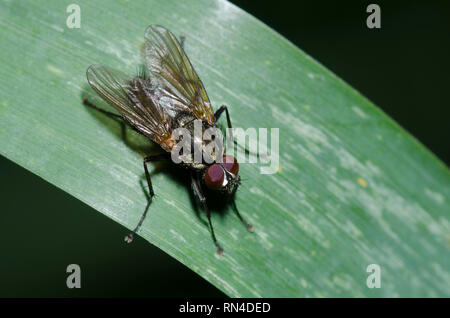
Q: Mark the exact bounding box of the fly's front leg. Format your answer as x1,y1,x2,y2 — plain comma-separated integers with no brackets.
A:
214,105,265,159
124,153,169,243
231,198,254,232
191,173,224,255
214,105,233,137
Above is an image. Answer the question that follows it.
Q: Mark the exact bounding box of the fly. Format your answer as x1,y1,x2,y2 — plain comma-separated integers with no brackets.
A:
83,25,253,254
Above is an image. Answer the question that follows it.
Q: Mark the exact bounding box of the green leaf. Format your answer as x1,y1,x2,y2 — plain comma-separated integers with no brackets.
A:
1,0,449,297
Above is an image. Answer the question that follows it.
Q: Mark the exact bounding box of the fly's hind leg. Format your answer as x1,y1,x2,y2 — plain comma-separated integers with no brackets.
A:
125,153,169,243
83,98,123,120
83,98,131,140
191,172,224,255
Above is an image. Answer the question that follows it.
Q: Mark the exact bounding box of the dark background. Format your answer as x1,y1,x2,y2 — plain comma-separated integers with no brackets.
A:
1,1,448,297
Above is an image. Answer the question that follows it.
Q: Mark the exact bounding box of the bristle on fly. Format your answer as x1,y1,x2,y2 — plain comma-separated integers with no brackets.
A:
137,64,148,80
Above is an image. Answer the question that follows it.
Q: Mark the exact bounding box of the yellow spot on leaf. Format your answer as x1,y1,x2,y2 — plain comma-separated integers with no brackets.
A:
357,177,367,188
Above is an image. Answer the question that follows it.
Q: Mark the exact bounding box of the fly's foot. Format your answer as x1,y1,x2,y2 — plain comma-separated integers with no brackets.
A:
124,233,134,243
216,244,224,255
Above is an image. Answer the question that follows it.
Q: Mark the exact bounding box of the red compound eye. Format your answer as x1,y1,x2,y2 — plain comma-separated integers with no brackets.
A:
205,164,224,189
222,155,239,175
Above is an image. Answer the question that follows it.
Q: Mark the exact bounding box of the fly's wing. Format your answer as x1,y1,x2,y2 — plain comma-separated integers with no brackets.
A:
86,64,176,151
144,25,215,125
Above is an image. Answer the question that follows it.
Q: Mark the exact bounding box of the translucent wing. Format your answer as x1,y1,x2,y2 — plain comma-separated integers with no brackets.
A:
86,64,176,151
144,25,215,125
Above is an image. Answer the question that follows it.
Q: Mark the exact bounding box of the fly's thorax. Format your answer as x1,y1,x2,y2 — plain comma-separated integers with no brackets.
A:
173,113,224,169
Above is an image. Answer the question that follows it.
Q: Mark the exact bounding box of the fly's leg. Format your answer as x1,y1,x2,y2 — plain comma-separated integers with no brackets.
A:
214,105,267,160
83,98,123,120
214,105,233,134
231,198,254,232
84,98,167,242
83,98,143,141
125,153,169,243
83,97,131,140
191,173,224,255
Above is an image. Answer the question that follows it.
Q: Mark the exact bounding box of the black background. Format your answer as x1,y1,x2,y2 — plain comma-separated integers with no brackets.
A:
0,1,448,297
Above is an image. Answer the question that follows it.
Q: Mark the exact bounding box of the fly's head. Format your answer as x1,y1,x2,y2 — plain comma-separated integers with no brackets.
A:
204,155,240,194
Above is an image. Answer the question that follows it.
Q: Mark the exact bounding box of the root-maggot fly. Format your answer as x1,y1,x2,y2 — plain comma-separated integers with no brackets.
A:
84,25,253,254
